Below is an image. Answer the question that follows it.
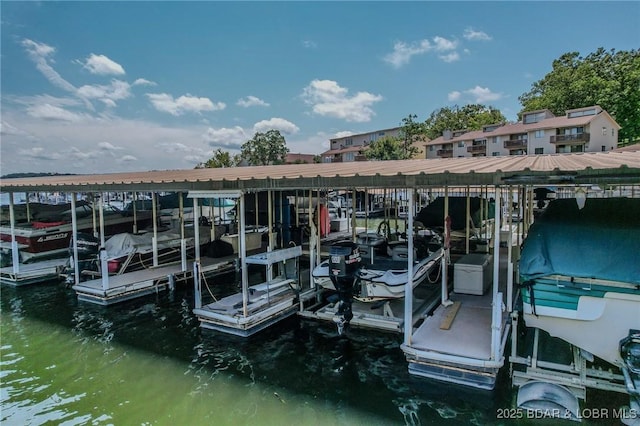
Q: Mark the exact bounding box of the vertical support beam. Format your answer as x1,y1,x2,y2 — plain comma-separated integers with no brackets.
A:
99,194,109,292
239,194,248,317
9,193,20,274
465,186,470,254
351,187,357,241
152,192,158,267
308,189,315,289
507,186,514,313
403,189,415,345
71,194,80,285
315,189,321,267
180,192,187,271
132,192,138,234
193,260,201,309
193,197,200,263
441,186,451,306
491,186,502,360
268,190,274,251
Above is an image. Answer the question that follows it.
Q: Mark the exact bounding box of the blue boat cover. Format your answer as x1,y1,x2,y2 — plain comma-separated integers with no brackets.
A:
520,197,640,285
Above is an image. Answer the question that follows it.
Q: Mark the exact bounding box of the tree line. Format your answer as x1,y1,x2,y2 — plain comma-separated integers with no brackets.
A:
200,48,639,167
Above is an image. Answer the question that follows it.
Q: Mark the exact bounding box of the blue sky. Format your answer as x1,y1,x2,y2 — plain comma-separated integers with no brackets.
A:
1,1,638,176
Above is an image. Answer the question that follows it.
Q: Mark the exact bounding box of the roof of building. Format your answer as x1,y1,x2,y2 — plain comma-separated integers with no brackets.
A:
1,150,638,193
426,107,620,146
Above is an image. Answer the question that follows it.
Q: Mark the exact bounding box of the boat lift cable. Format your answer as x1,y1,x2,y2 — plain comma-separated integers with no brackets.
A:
201,268,218,303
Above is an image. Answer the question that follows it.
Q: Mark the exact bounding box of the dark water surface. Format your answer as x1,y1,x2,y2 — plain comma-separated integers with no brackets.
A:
0,274,628,425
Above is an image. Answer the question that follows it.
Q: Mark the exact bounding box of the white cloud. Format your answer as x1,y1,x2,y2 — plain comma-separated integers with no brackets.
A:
253,118,299,134
448,91,461,101
147,93,225,116
133,78,156,86
18,146,63,161
26,104,85,122
118,155,137,163
384,36,458,68
302,40,317,48
77,79,132,105
433,36,458,51
301,79,382,123
237,96,270,108
383,40,432,68
82,53,125,75
334,131,354,138
463,28,492,41
203,126,247,149
98,141,123,151
439,52,460,63
465,86,502,103
21,39,79,95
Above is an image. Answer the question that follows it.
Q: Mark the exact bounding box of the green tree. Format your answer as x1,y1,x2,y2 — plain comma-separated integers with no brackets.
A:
398,114,426,157
240,129,289,166
423,105,506,140
363,136,409,161
518,48,640,143
196,148,239,168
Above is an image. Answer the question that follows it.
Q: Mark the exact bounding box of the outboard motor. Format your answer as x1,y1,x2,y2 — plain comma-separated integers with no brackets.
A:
620,330,640,415
64,232,100,284
328,241,361,335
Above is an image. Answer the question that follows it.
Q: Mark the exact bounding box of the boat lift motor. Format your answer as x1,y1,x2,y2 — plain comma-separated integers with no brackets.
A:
620,330,640,414
328,241,361,335
64,232,100,284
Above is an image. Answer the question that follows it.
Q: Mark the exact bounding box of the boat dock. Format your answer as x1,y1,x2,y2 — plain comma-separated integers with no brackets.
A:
73,257,236,305
0,257,68,286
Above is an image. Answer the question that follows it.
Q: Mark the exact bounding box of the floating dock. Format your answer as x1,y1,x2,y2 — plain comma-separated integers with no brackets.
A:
0,257,67,286
73,257,236,305
193,245,316,337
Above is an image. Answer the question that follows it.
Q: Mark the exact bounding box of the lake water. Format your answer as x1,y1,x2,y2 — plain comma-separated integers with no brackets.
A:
0,274,629,425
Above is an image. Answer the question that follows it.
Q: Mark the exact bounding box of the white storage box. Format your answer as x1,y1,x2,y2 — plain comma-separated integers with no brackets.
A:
221,232,262,254
454,253,493,295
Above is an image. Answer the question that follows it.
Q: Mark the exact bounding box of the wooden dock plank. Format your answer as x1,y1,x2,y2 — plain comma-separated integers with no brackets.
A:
439,301,461,330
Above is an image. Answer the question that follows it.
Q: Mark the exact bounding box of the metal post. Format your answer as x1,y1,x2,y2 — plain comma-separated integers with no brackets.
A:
180,192,187,271
193,260,201,309
71,194,80,285
507,186,514,313
99,194,109,291
132,192,138,234
193,197,200,263
9,193,20,274
491,187,502,360
239,194,248,317
152,192,158,267
403,189,415,345
465,186,470,254
441,186,451,306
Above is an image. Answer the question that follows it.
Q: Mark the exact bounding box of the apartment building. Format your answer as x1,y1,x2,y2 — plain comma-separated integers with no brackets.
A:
321,127,402,163
424,106,620,159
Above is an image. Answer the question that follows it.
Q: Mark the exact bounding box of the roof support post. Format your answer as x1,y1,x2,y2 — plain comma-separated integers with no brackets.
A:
8,193,20,274
491,185,502,361
70,194,79,285
403,188,415,346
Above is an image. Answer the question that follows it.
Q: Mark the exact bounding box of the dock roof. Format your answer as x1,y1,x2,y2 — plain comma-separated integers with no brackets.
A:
1,150,639,193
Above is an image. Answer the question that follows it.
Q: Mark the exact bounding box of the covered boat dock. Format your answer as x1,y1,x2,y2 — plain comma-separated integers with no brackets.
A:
1,150,639,393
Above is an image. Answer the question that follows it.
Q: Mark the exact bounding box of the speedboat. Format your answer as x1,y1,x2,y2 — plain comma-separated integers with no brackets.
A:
518,197,640,410
312,229,444,302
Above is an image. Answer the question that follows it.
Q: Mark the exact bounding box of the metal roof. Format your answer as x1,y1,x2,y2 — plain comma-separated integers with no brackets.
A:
1,151,639,193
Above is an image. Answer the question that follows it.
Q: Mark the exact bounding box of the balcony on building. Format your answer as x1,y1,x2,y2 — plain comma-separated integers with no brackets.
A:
550,133,590,144
504,138,528,150
436,148,454,158
467,143,487,154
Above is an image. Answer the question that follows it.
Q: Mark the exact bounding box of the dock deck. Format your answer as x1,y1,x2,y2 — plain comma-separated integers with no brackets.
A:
402,247,513,390
73,256,236,305
0,258,68,286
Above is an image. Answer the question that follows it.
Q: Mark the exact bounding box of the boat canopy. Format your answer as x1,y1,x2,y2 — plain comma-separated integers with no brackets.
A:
519,197,640,285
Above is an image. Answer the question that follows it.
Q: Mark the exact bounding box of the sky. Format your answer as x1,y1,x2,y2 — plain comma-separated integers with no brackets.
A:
1,1,638,176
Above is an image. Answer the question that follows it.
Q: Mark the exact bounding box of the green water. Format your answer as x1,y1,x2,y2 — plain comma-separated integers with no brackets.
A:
0,278,630,425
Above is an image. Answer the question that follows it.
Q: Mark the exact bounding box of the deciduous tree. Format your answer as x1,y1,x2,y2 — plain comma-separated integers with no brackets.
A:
423,105,506,140
240,130,289,166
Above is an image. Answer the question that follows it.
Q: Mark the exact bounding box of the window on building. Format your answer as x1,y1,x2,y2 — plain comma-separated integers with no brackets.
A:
534,148,544,154
345,138,353,146
344,152,355,161
568,108,596,118
458,142,465,147
535,130,544,138
429,146,434,151
602,127,607,136
602,145,606,152
492,152,500,156
492,137,497,144
612,128,615,137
